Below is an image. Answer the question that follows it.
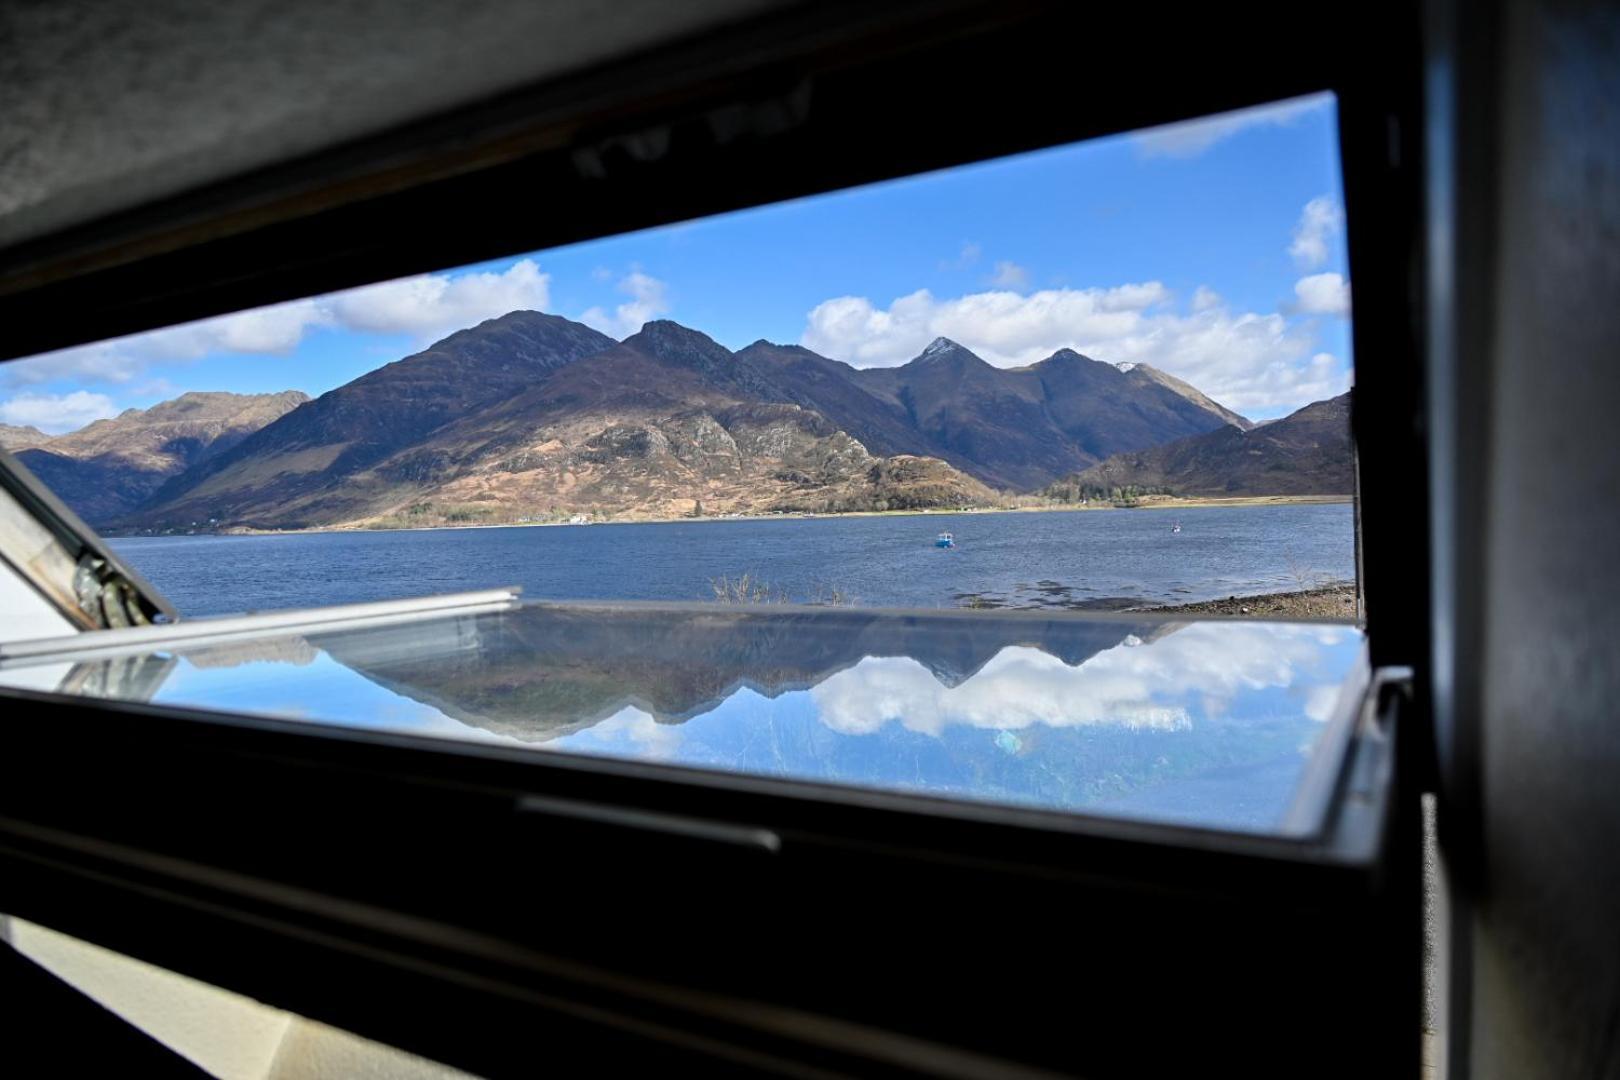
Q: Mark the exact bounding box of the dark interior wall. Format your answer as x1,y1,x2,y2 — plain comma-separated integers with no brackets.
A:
1447,1,1620,1076
0,0,786,249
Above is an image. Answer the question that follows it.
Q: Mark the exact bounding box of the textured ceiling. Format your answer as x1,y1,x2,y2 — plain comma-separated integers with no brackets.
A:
0,0,789,250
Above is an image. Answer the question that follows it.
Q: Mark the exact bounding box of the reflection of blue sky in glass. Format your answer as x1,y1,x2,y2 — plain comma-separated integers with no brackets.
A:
550,623,1359,829
154,653,471,737
12,613,1362,834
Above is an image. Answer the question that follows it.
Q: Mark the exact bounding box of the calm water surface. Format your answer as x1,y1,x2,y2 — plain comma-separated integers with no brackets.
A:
111,503,1354,617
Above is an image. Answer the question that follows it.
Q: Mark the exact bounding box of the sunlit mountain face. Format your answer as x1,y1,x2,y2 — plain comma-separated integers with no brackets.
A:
10,606,1362,834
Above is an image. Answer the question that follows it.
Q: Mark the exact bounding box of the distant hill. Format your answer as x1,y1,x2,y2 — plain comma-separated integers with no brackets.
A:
0,423,50,451
14,391,308,524
126,312,616,530
1048,393,1352,499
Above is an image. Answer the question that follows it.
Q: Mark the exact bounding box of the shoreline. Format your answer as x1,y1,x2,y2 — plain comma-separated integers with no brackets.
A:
110,494,1353,539
1128,583,1360,620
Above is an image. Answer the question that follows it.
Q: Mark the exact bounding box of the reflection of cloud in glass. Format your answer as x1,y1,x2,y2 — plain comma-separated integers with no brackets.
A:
811,623,1347,737
551,705,683,759
7,607,1365,833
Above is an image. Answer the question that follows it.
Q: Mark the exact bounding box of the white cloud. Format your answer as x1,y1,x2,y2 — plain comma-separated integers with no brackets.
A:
163,298,327,358
801,282,1347,413
988,260,1031,289
1293,272,1351,316
1191,286,1222,312
803,283,1168,369
581,270,671,339
0,391,120,433
1289,196,1344,268
4,260,553,391
3,343,147,386
324,258,551,338
551,705,684,759
810,622,1351,738
1132,93,1334,158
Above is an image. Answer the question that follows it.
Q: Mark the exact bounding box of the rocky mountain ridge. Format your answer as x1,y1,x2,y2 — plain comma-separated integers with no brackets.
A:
9,310,1349,532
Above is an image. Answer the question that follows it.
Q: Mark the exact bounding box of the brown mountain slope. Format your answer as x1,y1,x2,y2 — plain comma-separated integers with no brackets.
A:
0,423,50,451
46,390,310,464
14,391,309,524
1051,393,1352,498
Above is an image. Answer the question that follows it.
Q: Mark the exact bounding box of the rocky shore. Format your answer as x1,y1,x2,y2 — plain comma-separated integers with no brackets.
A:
1132,583,1360,620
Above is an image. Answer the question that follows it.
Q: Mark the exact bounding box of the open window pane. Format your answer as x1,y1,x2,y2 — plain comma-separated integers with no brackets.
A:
0,603,1365,836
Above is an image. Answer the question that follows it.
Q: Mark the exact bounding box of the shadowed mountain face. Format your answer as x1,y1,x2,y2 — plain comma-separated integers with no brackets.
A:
1025,349,1246,465
1055,393,1353,497
853,339,1081,489
768,339,1245,490
733,340,936,459
13,391,308,524
746,338,1250,490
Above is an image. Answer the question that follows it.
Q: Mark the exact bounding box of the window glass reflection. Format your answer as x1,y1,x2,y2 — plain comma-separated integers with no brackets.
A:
0,606,1361,834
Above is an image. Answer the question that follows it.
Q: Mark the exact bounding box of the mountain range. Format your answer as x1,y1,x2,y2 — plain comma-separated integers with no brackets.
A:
2,310,1352,531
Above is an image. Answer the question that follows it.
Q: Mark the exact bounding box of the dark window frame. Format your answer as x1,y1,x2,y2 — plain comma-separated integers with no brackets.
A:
0,4,1430,1076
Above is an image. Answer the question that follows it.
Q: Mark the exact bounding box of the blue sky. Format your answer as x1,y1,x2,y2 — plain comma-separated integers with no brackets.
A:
2,93,1351,433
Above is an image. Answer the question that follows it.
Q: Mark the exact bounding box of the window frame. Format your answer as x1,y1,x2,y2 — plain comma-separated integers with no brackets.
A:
0,3,1430,1075
0,674,1414,1076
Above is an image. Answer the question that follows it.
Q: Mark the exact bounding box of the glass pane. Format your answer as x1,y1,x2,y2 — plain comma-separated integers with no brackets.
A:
0,605,1363,835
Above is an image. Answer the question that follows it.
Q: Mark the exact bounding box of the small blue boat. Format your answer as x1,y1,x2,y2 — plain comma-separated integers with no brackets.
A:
935,531,956,549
